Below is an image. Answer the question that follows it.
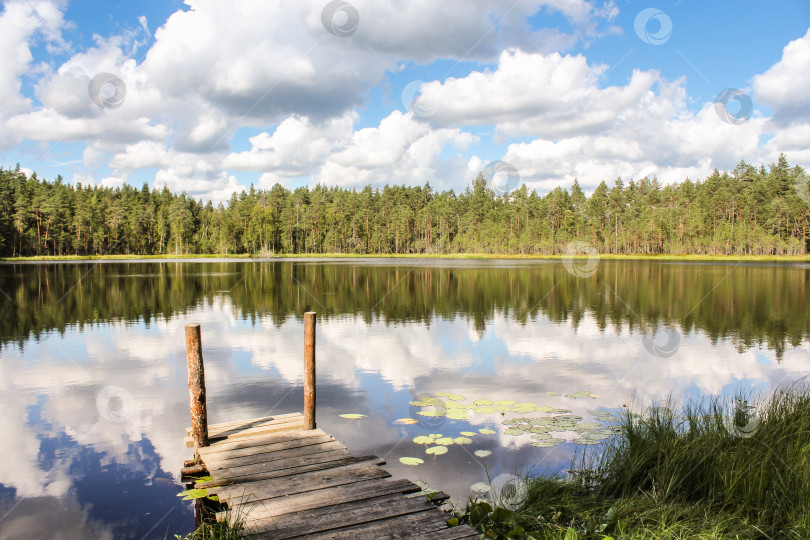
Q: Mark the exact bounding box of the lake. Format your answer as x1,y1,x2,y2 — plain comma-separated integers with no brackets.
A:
0,258,808,539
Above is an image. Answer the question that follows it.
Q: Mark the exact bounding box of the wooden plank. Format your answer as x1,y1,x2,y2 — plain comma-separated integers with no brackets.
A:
194,455,383,489
243,491,438,538
210,461,390,503
186,413,303,436
400,525,481,539
297,509,457,540
217,478,420,523
206,447,352,481
184,421,304,448
200,432,332,461
206,439,346,471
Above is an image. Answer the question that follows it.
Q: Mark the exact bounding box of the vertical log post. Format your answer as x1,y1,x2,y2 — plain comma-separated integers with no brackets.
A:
185,323,209,463
304,312,316,430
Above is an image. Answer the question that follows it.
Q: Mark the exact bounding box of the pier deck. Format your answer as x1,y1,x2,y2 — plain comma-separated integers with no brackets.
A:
186,413,479,539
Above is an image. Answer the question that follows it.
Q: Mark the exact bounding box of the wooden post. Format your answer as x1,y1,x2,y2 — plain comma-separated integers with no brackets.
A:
185,323,209,462
304,312,316,430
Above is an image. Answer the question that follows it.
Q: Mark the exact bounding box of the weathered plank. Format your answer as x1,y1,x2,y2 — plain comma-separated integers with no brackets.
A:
206,439,347,471
218,478,420,523
244,491,439,538
184,420,304,447
210,461,390,503
194,455,383,490
297,509,462,540
186,413,303,436
206,447,353,482
200,431,332,461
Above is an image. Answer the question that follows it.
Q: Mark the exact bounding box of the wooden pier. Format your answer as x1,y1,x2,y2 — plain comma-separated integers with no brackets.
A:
181,314,478,539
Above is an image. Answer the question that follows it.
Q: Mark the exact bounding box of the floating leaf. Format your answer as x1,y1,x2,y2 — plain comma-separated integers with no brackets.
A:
546,391,562,397
530,440,561,447
417,409,446,417
474,450,492,458
479,428,496,435
475,406,497,414
493,400,515,406
426,445,449,455
446,411,471,420
413,435,433,445
460,431,477,437
511,406,536,414
505,427,526,436
399,457,424,466
473,399,493,406
435,437,455,446
446,394,465,401
177,488,208,501
471,482,490,492
453,437,473,445
444,401,467,409
409,400,429,407
578,423,603,430
572,438,602,445
531,433,551,440
393,418,418,425
429,433,443,438
535,405,555,413
339,414,367,419
436,392,453,397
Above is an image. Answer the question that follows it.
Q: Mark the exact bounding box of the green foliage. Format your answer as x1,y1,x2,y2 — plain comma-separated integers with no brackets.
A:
474,384,810,538
1,156,808,257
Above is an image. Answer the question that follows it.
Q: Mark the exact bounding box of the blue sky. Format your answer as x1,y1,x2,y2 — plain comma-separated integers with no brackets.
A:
0,0,808,201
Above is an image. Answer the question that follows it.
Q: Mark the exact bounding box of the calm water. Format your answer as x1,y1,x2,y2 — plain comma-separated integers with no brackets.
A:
0,258,808,539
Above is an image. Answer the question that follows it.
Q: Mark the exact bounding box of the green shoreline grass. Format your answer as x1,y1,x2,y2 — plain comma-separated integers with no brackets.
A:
2,252,809,262
455,383,810,539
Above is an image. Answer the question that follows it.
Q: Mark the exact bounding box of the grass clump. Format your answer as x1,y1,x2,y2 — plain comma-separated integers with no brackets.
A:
455,383,810,539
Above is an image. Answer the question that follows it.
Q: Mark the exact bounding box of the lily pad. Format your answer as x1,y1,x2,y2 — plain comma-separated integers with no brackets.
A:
417,409,446,417
535,405,555,413
429,433,443,438
446,411,471,420
479,428,496,435
409,400,429,407
473,399,494,406
339,414,367,419
475,406,498,414
474,450,492,458
572,438,602,445
460,431,477,437
413,435,433,445
493,400,515,406
504,427,525,436
393,418,418,425
453,437,473,445
426,445,449,455
399,457,424,466
471,482,490,492
530,440,561,448
177,488,208,501
446,394,466,401
435,437,455,446
444,401,468,409
578,423,604,430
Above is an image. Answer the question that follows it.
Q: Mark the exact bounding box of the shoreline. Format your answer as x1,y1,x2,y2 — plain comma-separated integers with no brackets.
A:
2,252,809,263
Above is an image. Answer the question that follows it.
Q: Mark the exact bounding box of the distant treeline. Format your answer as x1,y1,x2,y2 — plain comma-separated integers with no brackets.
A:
0,155,808,257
